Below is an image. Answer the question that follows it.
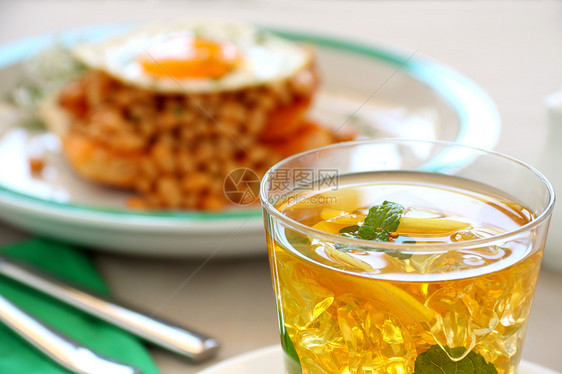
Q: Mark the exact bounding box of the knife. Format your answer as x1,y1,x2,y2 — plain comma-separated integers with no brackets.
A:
0,255,220,362
0,294,141,374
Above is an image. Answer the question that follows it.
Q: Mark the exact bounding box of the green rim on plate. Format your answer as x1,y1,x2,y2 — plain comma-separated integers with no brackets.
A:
0,23,500,221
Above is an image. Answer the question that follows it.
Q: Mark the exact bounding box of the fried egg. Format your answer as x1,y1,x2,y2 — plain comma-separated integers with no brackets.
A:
72,21,312,93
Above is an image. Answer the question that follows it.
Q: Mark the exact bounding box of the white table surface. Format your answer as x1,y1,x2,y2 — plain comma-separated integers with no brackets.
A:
0,1,561,373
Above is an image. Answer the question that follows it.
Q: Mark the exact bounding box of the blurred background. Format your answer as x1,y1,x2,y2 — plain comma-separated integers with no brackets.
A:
0,1,561,373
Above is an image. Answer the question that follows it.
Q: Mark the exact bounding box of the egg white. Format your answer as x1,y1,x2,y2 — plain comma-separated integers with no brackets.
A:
72,21,312,93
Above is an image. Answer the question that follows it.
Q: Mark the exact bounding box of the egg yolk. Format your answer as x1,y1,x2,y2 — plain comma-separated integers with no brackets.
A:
141,35,241,79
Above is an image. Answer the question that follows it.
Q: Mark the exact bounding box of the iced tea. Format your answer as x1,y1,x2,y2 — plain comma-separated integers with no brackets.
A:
266,170,546,374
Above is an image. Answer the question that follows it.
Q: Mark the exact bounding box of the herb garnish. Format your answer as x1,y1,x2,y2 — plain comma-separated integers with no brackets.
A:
338,201,412,259
414,345,497,374
340,200,403,242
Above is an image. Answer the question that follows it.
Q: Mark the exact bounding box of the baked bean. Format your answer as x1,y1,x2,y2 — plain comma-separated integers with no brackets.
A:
177,151,195,174
267,81,292,106
157,176,182,208
254,93,276,111
111,131,145,152
57,59,335,211
198,194,226,211
151,143,176,174
140,157,158,178
219,101,246,123
157,111,179,131
139,182,154,197
181,173,210,193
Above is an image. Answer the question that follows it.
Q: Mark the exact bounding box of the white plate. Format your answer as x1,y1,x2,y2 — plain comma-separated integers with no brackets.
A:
0,24,500,257
197,345,560,374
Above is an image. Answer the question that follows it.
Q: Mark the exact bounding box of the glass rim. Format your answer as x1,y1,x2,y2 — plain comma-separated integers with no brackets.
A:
259,138,556,253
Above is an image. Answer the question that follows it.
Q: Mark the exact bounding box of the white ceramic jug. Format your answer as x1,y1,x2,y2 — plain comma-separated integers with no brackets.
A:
541,91,562,271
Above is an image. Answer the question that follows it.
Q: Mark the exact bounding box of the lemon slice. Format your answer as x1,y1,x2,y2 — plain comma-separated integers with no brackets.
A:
373,281,434,323
396,217,471,236
323,246,374,272
322,245,434,324
311,221,348,234
314,214,434,324
320,208,470,237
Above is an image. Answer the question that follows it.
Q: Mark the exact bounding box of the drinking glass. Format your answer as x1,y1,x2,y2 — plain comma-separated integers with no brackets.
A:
259,139,554,374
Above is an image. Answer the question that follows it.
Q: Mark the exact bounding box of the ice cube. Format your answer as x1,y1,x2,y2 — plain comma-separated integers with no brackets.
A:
407,251,466,273
295,306,348,374
336,294,416,373
278,259,335,332
426,284,475,360
464,276,507,338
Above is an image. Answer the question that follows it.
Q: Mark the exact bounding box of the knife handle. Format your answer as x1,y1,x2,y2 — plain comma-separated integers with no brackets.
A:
0,257,219,362
0,294,140,374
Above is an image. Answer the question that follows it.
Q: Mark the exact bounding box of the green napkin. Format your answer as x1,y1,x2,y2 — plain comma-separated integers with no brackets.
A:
0,238,161,374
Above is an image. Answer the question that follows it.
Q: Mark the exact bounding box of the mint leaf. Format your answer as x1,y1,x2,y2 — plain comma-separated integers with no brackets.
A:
341,225,393,242
364,200,403,233
339,225,360,235
414,345,498,374
358,225,376,240
278,309,302,374
338,201,411,259
281,329,301,374
340,201,403,243
374,229,393,242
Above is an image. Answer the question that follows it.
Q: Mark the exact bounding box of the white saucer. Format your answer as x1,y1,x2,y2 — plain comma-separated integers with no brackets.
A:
197,345,560,374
